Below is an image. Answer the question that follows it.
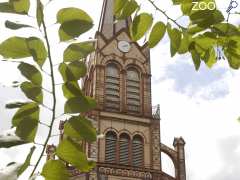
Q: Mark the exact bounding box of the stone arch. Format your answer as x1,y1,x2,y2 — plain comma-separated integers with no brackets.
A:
105,130,118,163
132,131,147,144
161,152,176,178
119,132,131,165
103,127,119,135
118,129,132,139
101,55,124,69
160,144,178,178
124,59,148,74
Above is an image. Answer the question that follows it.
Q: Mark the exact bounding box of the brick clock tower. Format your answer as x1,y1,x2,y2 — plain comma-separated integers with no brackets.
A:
49,0,187,179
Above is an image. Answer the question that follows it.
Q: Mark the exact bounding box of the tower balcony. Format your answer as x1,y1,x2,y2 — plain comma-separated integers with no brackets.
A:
152,104,160,120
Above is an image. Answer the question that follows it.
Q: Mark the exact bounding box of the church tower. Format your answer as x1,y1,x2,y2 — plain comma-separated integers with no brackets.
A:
53,0,187,179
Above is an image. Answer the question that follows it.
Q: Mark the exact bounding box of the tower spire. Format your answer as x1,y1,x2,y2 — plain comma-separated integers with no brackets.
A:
98,0,131,39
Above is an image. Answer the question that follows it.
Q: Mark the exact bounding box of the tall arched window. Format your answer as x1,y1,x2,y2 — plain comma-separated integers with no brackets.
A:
105,63,120,111
119,133,130,165
132,135,144,167
105,131,117,163
126,68,140,113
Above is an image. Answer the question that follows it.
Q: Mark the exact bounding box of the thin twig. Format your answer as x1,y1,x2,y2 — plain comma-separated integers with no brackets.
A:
146,0,187,30
30,1,57,176
40,104,53,111
39,121,50,127
42,87,53,94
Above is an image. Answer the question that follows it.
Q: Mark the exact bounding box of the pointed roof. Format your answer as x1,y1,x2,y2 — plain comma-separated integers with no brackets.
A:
98,0,131,39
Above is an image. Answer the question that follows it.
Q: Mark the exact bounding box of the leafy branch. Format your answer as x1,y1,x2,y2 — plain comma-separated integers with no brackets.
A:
30,2,56,176
0,0,97,179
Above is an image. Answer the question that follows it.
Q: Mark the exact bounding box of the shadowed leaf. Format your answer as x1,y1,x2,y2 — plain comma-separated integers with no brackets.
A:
59,62,87,82
148,21,166,48
42,160,69,180
0,37,31,59
16,117,38,142
36,0,43,27
64,42,95,62
62,81,83,99
56,138,94,172
18,146,36,176
58,20,93,41
5,20,32,30
12,102,39,127
18,62,42,85
5,102,28,109
20,82,43,103
64,116,96,142
131,13,153,41
64,96,96,114
26,37,47,68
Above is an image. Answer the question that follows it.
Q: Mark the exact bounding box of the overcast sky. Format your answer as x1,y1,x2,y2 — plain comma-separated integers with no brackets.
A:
0,0,240,180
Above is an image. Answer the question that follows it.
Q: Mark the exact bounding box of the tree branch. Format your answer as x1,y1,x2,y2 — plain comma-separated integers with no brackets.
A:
30,2,57,177
146,0,187,30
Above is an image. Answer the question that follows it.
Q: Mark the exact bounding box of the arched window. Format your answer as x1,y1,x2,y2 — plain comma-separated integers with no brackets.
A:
119,133,130,165
132,135,144,167
105,63,120,111
105,131,117,163
126,68,140,113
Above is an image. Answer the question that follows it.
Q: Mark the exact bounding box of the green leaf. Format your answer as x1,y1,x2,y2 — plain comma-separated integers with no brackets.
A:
148,22,166,48
12,102,39,127
59,20,93,41
26,37,47,68
42,160,69,180
131,13,153,41
57,8,93,24
5,20,32,30
167,24,182,57
194,35,216,55
62,81,83,99
36,0,43,27
18,146,36,176
224,47,240,69
114,0,128,15
59,62,87,82
64,116,96,142
20,82,43,103
187,25,205,34
211,23,240,36
57,8,93,41
5,102,28,109
10,0,30,14
190,10,224,28
0,2,15,13
18,62,42,86
178,33,191,54
64,42,95,62
0,0,29,14
0,37,31,59
181,2,192,15
172,0,183,5
115,0,139,20
203,47,216,68
190,49,201,71
64,96,96,114
56,138,94,172
16,117,38,142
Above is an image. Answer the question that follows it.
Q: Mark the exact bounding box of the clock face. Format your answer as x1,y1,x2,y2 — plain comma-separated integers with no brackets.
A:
118,41,131,53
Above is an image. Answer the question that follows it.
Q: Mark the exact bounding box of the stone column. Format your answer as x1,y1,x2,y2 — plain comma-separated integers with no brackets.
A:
173,137,186,180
